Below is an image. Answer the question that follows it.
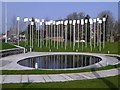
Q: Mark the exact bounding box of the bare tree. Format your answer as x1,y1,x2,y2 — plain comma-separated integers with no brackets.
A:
98,10,115,42
11,16,17,35
67,12,78,20
78,12,85,19
113,21,118,41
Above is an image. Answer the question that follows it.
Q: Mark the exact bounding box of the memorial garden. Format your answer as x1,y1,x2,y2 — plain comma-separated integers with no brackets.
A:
1,2,119,89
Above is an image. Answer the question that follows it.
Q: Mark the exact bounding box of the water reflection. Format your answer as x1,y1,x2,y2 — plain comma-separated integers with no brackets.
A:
18,55,101,69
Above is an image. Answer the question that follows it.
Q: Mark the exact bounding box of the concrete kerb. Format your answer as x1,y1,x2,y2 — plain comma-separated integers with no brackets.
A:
13,45,26,53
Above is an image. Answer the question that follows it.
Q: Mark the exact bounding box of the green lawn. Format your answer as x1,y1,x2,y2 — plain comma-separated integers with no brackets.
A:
18,40,119,54
1,64,120,75
2,75,119,89
1,40,118,54
1,41,119,89
0,42,16,50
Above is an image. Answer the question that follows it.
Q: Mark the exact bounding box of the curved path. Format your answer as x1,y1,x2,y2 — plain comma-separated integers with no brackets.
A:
0,52,120,84
1,68,120,84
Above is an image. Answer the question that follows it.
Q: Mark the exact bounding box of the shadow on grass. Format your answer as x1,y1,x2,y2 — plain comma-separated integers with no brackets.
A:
20,76,32,89
21,83,31,89
91,68,118,89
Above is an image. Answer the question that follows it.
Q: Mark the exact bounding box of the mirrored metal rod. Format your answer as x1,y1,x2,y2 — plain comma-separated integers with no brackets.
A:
73,20,76,51
77,20,80,48
103,18,106,49
85,19,88,48
93,19,96,48
17,17,20,46
89,18,93,52
99,20,102,51
81,19,84,51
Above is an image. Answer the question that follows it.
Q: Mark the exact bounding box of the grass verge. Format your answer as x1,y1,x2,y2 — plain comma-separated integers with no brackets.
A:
1,64,120,75
0,42,16,50
18,41,119,54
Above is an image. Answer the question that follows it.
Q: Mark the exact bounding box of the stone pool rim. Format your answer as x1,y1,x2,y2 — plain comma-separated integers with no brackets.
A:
15,52,115,70
17,52,106,70
17,54,103,70
1,52,119,70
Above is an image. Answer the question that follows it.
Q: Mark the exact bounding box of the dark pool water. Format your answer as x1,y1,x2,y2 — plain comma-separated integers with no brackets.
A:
17,55,101,69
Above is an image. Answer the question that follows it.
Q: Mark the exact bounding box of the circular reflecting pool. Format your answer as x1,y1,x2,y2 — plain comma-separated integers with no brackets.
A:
17,55,101,69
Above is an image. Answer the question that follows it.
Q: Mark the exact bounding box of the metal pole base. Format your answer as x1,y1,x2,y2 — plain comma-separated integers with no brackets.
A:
30,47,32,52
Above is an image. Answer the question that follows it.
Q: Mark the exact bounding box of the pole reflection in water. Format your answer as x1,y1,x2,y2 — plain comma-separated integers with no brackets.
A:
65,55,67,68
85,57,86,66
77,55,79,67
46,56,47,69
82,55,83,67
18,55,102,69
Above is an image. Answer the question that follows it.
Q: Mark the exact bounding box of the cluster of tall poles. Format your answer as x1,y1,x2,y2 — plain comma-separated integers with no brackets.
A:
16,17,106,52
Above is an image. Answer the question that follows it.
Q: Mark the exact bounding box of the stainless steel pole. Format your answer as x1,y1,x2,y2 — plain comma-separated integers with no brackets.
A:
49,24,50,49
58,23,61,47
46,23,48,47
89,19,93,52
54,23,56,48
42,23,44,46
30,24,31,52
17,20,19,46
81,25,83,51
5,3,7,43
65,25,67,50
99,21,102,51
32,24,33,49
103,20,105,48
73,23,75,51
85,20,88,48
61,23,64,47
78,23,79,48
93,19,96,48
57,23,58,49
97,18,99,47
38,23,39,47
51,23,53,46
69,20,72,48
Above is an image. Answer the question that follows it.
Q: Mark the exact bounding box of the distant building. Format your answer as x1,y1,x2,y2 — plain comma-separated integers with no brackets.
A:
19,34,26,41
46,36,64,42
0,34,6,42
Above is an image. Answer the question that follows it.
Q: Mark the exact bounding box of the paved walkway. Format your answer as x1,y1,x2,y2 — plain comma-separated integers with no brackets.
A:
1,68,120,84
0,52,120,84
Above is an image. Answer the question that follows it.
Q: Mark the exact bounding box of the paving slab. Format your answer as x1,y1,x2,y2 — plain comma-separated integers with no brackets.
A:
66,73,86,80
91,72,107,78
98,69,119,75
60,74,74,81
28,75,45,83
21,75,28,83
3,75,21,84
77,73,91,79
2,75,6,83
48,74,67,82
42,75,53,82
81,72,101,79
0,60,12,67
